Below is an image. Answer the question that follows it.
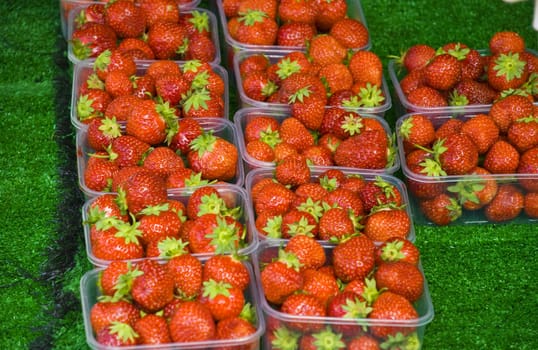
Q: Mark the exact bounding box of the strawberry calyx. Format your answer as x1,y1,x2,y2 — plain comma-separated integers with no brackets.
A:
378,240,407,263
311,327,347,349
445,196,463,222
287,216,316,237
76,94,100,121
113,219,143,246
202,279,232,299
206,216,242,254
288,86,312,104
182,88,211,113
259,127,281,149
386,133,398,169
418,158,447,177
189,10,210,34
498,87,531,100
190,70,211,91
138,203,169,216
75,9,89,28
373,176,397,199
99,116,123,138
93,49,112,73
522,72,538,95
444,43,470,61
340,113,364,136
195,192,228,217
107,321,139,344
276,248,303,272
239,302,257,324
276,58,302,80
86,73,105,90
183,172,214,189
319,175,339,192
175,37,190,57
71,38,92,60
100,262,143,302
156,237,190,259
447,179,486,205
493,52,527,81
190,130,216,157
353,83,385,107
238,9,269,26
261,80,278,97
270,326,301,350
448,89,470,106
182,59,204,75
341,296,373,320
380,332,421,350
261,215,283,238
515,115,538,123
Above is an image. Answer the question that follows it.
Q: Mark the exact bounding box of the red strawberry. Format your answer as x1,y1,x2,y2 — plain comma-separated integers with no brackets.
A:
435,133,479,175
87,193,129,225
447,166,499,211
507,116,538,153
334,129,390,170
108,135,151,168
131,260,175,313
84,153,119,192
484,183,524,222
253,181,296,216
280,293,326,332
181,89,225,118
399,114,436,152
318,207,355,241
235,10,278,45
419,193,462,226
374,261,424,302
406,85,448,108
141,146,184,179
75,3,106,27
168,301,216,342
347,335,381,350
357,177,403,212
284,234,326,270
133,314,171,345
278,0,317,25
242,71,278,102
95,322,138,346
203,254,250,291
483,140,520,174
487,52,529,91
489,94,534,133
119,171,168,215
375,237,420,266
146,21,188,60
400,44,436,72
168,117,203,155
239,54,270,78
423,53,462,91
198,279,245,321
308,34,347,67
215,316,257,344
399,69,425,95
460,114,500,154
276,22,316,47
435,118,464,140
363,207,411,242
187,131,238,181
137,203,183,245
332,235,375,283
154,73,190,106
326,291,371,337
76,89,112,124
274,154,310,187
104,0,146,38
278,117,315,152
517,147,538,192
450,79,496,105
288,87,327,131
368,291,419,338
237,0,278,19
489,31,526,55
166,252,203,299
71,22,117,60
524,192,538,218
348,50,383,87
314,0,347,31
260,249,304,304
301,269,339,306
330,18,369,49
90,299,140,333
138,0,180,27
87,116,122,151
184,32,216,62
320,108,364,140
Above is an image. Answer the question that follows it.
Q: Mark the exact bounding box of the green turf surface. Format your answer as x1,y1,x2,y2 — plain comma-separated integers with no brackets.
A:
0,0,536,349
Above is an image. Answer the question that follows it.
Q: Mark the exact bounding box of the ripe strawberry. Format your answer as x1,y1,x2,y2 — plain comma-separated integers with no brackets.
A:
419,193,462,226
215,316,257,345
364,207,411,242
185,214,244,254
242,71,278,102
284,234,326,270
277,22,316,47
279,117,315,152
423,53,462,91
368,291,419,338
278,0,317,25
104,70,134,98
169,301,216,342
104,0,146,38
333,235,375,283
75,3,106,27
203,254,250,291
357,177,403,212
235,10,278,45
459,113,500,154
133,313,171,345
489,94,535,133
246,140,275,162
508,116,538,152
308,34,347,67
483,140,520,174
142,147,184,179
406,85,448,108
181,89,225,118
94,48,137,82
87,193,129,224
524,192,538,218
146,21,188,60
239,54,270,78
487,52,529,91
137,203,183,245
261,249,304,304
280,209,318,238
119,171,168,215
489,31,526,55
132,74,156,99
185,186,225,219
198,279,245,321
244,115,280,143
435,117,464,140
131,260,175,313
125,99,174,146
168,117,204,155
95,322,138,346
77,89,112,123
154,73,190,106
253,181,296,217
108,135,151,168
374,261,424,302
84,153,119,192
435,133,479,175
317,207,355,241
334,129,389,170
326,187,365,217
348,50,383,87
183,32,217,62
317,62,353,95
399,114,436,152
187,131,238,181
146,60,183,79
347,335,381,350
314,0,347,30
90,299,140,334
325,291,371,337
301,269,339,306
138,0,180,27
447,166,499,211
87,117,122,152
166,252,203,299
280,293,326,332
484,183,524,222
330,18,369,49
71,22,117,60
517,147,538,192
450,79,496,106
375,237,420,266
399,68,425,96
274,154,310,187
400,44,436,72
319,108,363,139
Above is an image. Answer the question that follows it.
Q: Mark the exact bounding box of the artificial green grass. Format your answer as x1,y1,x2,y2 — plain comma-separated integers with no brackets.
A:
0,0,536,349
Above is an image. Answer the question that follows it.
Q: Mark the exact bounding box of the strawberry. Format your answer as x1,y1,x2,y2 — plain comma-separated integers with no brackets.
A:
326,187,365,217
406,86,448,108
301,269,339,306
308,34,347,67
314,0,347,31
333,129,389,170
517,147,538,192
90,299,140,334
125,99,176,146
332,235,375,283
357,177,403,212
280,208,318,238
363,207,411,242
146,21,188,60
447,166,499,211
166,252,203,299
278,71,325,103
154,73,190,106
317,207,355,241
279,117,315,152
133,313,171,345
137,203,183,245
302,145,334,166
246,139,275,162
184,214,244,254
484,183,524,222
419,193,462,225
239,54,270,78
235,10,278,45
183,32,217,62
95,322,138,346
276,22,316,47
185,186,226,219
141,146,184,179
104,70,134,98
108,135,151,168
280,293,326,332
215,316,257,343
187,131,238,182
198,279,245,321
447,45,485,81
483,140,520,174
274,154,310,187
284,234,326,270
104,0,146,38
84,153,119,192
347,335,381,350
405,161,448,200
399,114,436,152
278,0,317,25
507,116,538,152
460,114,500,154
450,79,496,106
75,3,106,27
489,31,526,55
77,89,112,123
132,74,156,99
375,237,420,266
87,193,129,225
489,94,534,133
146,60,183,79
131,259,175,313
87,117,122,152
423,53,462,91
168,301,216,342
168,117,204,155
138,0,180,27
374,261,424,302
242,71,278,102
524,192,538,218
368,291,419,338
253,181,296,216
119,171,168,215
181,89,225,118
331,18,369,49
317,62,353,95
71,22,117,60
325,291,372,337
348,50,383,87
435,118,464,140
203,254,250,291
294,182,330,203
319,108,363,139
435,133,479,175
261,249,304,305
244,115,280,143
399,69,425,96
487,52,529,91
400,44,436,72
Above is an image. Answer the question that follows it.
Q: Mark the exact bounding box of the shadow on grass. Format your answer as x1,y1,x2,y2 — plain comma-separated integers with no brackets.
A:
29,26,86,350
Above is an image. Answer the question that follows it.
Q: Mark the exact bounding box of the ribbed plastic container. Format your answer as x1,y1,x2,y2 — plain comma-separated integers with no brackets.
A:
80,259,264,349
253,240,434,349
245,167,416,243
233,50,392,116
82,183,257,267
396,111,538,225
66,4,220,65
71,59,229,130
76,117,244,198
234,107,400,175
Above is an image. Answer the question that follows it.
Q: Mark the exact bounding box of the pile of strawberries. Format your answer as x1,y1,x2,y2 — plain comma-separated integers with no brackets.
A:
69,0,217,62
398,94,538,225
87,253,259,345
392,31,538,109
249,167,412,243
257,235,425,349
239,106,395,171
221,0,369,49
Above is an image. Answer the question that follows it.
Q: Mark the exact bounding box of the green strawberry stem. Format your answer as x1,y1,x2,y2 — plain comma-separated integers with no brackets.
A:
311,327,346,349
